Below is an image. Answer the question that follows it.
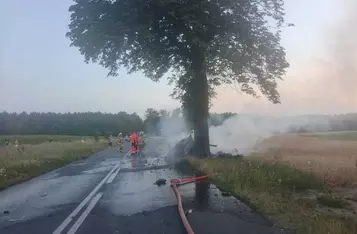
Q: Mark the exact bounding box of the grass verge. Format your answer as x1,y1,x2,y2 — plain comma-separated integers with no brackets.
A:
0,140,107,190
0,135,86,146
189,157,357,234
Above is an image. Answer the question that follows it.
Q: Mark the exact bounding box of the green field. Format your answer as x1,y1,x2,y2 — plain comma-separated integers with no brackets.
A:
303,131,357,141
0,135,88,146
0,135,108,190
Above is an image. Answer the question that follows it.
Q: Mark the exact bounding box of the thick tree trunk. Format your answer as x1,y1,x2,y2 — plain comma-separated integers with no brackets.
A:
191,47,210,157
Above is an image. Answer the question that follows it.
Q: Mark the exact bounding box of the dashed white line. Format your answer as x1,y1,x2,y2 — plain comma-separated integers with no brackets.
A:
52,149,130,234
52,166,117,234
106,167,120,184
66,192,103,234
107,150,131,184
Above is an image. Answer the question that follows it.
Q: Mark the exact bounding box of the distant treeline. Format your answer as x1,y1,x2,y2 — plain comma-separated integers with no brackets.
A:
0,110,237,136
1,111,355,136
142,108,237,135
287,113,357,133
0,112,143,136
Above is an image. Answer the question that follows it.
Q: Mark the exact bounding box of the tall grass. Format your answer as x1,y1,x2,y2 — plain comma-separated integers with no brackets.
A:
0,135,86,146
0,140,107,190
189,157,357,234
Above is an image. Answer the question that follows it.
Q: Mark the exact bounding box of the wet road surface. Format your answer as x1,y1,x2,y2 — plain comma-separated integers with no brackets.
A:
0,140,287,234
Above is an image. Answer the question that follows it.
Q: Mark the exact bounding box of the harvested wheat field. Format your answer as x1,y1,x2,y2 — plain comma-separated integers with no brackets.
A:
253,131,357,187
252,131,357,225
190,131,357,234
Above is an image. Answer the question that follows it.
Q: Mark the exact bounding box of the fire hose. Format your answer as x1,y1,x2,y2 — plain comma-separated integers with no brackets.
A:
170,174,217,234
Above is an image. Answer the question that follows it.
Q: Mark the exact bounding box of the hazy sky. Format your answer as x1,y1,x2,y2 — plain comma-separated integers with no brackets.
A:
1,0,356,117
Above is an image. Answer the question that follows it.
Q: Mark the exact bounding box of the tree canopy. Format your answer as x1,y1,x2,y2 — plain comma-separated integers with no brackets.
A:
67,0,289,156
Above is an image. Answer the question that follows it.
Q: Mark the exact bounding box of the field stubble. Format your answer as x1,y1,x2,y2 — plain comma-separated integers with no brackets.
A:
254,133,357,187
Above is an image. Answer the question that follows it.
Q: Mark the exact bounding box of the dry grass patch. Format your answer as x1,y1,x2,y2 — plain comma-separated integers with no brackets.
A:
254,134,357,187
0,140,107,190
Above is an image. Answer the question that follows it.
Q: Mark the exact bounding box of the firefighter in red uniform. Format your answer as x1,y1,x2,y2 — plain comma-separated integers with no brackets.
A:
130,132,138,154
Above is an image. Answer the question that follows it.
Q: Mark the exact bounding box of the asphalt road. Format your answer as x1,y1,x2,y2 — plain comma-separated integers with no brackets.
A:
0,140,288,234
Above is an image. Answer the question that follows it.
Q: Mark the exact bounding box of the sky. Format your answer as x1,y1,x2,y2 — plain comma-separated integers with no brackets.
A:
0,0,356,117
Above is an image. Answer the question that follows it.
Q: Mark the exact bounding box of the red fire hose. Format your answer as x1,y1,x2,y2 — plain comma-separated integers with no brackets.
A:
170,174,217,234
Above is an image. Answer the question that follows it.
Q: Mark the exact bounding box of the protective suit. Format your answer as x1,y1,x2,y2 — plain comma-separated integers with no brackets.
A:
117,133,124,152
108,134,113,146
137,132,144,153
130,132,138,153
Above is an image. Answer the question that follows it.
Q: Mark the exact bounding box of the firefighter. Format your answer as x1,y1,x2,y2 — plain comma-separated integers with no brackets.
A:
130,132,138,154
117,133,124,152
137,132,144,154
108,134,113,147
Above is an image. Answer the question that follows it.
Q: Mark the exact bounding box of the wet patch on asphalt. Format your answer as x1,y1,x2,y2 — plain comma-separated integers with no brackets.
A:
0,147,128,230
0,173,104,227
74,205,185,234
96,152,289,234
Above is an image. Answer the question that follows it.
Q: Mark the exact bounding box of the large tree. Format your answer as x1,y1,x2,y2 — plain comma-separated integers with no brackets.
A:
67,0,289,156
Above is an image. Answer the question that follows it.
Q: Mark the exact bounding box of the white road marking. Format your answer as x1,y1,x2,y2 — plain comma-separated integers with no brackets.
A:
52,149,130,234
106,167,120,184
107,149,131,184
52,166,117,234
66,192,103,234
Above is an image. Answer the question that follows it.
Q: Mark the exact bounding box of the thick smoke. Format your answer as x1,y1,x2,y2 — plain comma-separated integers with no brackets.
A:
159,112,189,148
159,112,332,156
209,115,331,155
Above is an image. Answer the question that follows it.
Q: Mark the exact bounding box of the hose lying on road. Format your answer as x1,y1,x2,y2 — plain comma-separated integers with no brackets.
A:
171,174,216,234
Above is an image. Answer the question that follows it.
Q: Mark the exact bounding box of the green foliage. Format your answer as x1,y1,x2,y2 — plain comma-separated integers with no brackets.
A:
67,0,290,155
317,195,349,209
143,108,161,134
67,0,289,104
0,111,143,136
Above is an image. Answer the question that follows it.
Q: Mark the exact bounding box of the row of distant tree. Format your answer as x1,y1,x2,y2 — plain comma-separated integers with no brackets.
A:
0,109,237,136
288,113,357,133
1,111,356,136
142,108,237,135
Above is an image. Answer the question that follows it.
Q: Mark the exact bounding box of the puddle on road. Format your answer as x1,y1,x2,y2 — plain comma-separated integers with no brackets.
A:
120,154,168,171
99,158,267,227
